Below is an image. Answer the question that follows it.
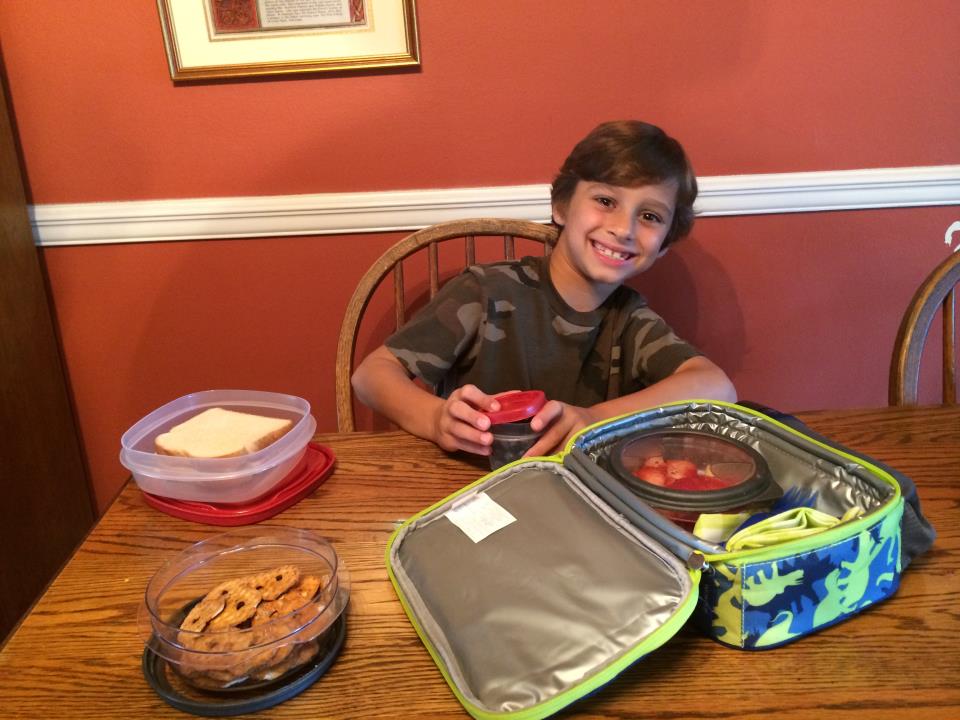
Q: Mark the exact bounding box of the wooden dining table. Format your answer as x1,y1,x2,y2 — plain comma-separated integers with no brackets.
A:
1,405,957,719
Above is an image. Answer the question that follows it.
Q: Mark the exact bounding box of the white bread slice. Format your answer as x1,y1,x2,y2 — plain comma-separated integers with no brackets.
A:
155,407,294,458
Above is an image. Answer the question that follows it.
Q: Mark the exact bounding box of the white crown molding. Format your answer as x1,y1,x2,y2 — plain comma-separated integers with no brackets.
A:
30,165,960,247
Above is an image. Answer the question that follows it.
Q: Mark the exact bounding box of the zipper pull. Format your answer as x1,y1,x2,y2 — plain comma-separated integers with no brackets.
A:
686,552,707,571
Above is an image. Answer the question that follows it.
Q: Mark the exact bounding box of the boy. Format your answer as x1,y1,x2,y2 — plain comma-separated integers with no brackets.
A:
352,120,736,458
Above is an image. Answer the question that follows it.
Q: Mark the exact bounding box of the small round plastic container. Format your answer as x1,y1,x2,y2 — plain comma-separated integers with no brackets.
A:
610,429,781,529
483,390,547,469
120,390,317,504
139,526,349,696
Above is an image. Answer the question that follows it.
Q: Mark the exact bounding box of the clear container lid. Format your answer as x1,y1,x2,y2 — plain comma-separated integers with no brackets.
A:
120,390,315,482
610,429,781,513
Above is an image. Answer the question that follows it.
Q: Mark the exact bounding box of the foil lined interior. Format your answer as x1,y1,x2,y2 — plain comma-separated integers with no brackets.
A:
390,463,693,713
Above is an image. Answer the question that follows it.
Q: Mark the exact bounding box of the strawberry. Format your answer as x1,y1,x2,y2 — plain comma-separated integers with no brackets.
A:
665,460,698,483
643,454,666,468
634,466,668,486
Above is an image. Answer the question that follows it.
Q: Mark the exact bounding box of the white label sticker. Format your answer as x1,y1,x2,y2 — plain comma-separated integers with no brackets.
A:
444,493,517,543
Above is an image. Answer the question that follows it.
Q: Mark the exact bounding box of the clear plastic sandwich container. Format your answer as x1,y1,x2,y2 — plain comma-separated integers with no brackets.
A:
120,390,317,504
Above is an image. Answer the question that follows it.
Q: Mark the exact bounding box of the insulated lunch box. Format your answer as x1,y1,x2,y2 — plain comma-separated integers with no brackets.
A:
386,401,933,719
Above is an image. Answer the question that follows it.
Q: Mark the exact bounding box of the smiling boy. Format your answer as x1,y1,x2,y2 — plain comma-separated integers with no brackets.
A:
352,120,736,458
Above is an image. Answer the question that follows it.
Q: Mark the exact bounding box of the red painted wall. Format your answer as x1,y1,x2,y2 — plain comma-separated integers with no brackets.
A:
1,2,957,511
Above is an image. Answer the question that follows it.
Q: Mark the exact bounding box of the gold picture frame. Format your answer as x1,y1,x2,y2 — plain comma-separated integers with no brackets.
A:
157,0,419,80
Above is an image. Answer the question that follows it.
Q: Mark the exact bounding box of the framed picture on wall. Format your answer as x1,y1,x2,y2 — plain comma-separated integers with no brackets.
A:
157,0,419,80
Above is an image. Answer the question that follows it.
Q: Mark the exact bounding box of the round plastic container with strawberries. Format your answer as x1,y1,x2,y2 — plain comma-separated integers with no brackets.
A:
609,429,781,530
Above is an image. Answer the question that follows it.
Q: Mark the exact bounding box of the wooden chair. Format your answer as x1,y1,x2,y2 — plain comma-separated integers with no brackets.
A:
335,218,559,432
889,251,960,405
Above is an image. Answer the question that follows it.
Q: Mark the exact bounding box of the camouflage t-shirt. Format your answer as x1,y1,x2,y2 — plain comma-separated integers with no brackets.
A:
385,255,701,406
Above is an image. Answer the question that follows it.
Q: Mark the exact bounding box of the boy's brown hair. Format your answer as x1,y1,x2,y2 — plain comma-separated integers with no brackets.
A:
550,120,698,249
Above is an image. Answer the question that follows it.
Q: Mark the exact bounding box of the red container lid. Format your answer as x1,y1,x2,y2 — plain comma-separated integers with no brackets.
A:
483,390,547,425
141,442,335,525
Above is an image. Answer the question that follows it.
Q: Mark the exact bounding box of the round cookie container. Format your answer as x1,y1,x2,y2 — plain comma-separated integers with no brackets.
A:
139,526,349,714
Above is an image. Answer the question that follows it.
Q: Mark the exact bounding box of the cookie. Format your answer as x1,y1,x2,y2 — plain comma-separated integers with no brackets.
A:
186,668,251,690
206,583,261,631
179,596,226,633
253,574,323,624
180,628,252,654
244,615,303,673
244,565,301,601
171,563,333,689
176,628,255,684
284,574,323,607
253,640,320,682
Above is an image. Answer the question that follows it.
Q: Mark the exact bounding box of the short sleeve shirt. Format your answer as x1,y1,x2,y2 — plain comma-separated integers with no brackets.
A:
385,255,701,406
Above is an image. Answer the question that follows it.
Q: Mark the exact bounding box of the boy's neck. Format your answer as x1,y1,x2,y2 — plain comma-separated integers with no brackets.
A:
547,249,618,312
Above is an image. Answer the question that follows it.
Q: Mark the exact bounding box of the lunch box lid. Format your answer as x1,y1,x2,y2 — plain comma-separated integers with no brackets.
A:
386,460,700,719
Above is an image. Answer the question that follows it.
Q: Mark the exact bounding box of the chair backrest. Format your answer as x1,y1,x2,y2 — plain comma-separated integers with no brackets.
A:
889,251,960,406
335,218,559,431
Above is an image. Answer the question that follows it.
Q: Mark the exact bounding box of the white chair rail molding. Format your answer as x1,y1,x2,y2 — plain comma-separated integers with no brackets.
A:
30,165,960,247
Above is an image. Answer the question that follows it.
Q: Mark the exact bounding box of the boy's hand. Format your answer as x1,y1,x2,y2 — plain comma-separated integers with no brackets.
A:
524,401,596,458
432,384,501,456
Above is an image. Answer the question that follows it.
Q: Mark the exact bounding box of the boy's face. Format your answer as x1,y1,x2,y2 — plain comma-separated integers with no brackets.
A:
551,179,678,294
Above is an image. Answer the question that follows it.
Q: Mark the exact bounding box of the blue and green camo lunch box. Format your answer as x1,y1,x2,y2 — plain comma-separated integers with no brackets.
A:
386,401,935,720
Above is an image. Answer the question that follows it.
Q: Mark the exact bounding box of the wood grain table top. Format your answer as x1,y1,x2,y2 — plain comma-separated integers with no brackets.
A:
1,405,957,719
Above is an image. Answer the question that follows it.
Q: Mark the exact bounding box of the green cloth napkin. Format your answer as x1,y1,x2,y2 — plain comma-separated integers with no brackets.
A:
692,511,752,543
723,505,864,552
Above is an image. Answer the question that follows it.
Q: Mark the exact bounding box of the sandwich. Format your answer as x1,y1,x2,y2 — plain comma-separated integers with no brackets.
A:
155,407,293,458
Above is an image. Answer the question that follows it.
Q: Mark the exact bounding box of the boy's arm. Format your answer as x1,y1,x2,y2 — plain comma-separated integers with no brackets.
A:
592,355,737,417
525,356,736,456
351,345,500,455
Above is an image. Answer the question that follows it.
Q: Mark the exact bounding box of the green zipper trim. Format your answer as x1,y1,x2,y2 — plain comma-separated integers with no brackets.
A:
386,531,700,720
